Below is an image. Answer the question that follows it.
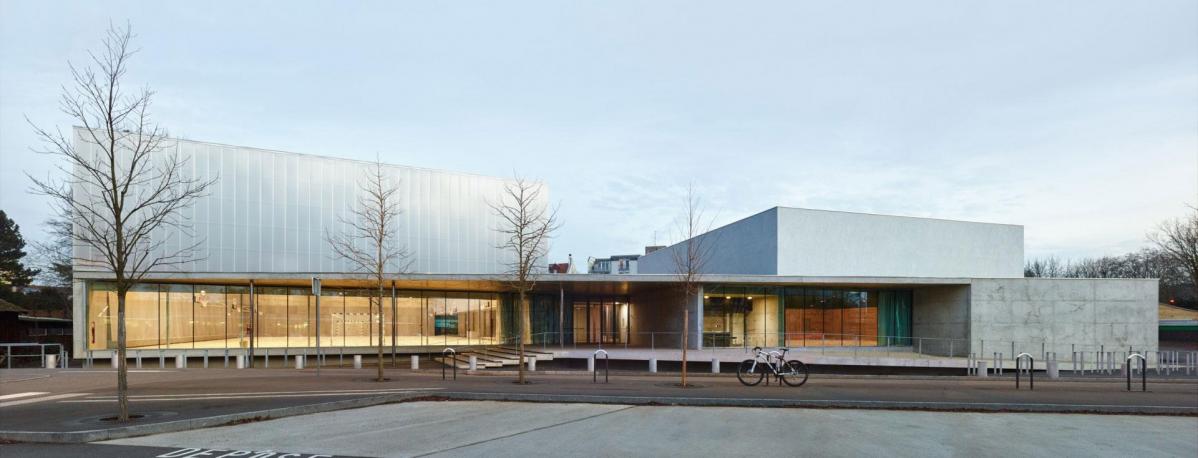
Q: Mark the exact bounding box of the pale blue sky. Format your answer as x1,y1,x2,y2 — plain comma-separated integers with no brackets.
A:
2,1,1196,265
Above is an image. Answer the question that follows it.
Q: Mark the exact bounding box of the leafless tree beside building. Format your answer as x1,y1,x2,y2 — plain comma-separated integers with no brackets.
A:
326,159,410,382
490,177,558,384
27,24,216,421
1150,206,1198,299
669,184,715,387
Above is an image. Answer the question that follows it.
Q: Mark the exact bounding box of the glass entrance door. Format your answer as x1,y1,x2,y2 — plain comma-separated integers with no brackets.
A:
571,297,629,345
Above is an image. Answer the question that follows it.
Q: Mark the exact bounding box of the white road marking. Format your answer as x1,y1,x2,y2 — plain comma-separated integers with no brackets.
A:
0,391,49,400
64,387,444,403
0,392,89,407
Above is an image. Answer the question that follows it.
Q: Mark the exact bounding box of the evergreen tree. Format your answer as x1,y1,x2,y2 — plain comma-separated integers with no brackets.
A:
0,210,40,286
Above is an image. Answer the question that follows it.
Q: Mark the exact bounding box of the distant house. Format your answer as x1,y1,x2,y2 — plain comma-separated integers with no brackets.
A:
0,298,71,345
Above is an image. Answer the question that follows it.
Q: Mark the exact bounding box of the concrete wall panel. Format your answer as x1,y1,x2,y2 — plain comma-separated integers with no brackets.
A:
970,278,1158,357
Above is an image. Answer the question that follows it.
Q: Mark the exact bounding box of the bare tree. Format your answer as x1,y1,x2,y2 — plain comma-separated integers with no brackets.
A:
668,184,715,387
32,210,75,290
27,24,215,421
326,159,410,382
490,176,559,384
1150,206,1198,298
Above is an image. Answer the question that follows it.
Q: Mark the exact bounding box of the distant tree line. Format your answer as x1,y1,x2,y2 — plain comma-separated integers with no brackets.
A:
1025,207,1198,308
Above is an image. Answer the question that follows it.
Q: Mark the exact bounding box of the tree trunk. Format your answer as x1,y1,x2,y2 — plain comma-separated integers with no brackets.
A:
681,307,688,388
117,288,129,420
377,284,385,382
517,290,526,384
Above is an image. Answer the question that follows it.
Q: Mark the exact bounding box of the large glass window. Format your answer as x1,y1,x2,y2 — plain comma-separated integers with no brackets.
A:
193,286,226,349
710,285,911,348
163,284,193,348
256,287,288,348
86,281,505,350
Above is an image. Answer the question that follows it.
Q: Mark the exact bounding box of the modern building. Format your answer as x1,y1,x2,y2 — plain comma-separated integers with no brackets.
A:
72,130,1159,365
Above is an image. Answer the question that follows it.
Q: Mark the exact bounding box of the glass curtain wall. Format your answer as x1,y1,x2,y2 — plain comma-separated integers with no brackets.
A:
86,281,502,350
706,285,909,348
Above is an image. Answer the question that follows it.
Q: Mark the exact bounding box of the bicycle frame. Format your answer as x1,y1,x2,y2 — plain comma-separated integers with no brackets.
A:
746,347,789,376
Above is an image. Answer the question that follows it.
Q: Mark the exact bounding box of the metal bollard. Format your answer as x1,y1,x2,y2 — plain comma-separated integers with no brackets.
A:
353,355,362,369
236,354,246,369
411,355,419,370
587,356,595,372
204,350,209,369
44,354,58,369
112,353,122,369
1047,359,1059,379
649,357,658,373
468,355,477,371
976,360,988,378
295,354,305,369
175,354,185,369
526,356,536,372
711,358,720,374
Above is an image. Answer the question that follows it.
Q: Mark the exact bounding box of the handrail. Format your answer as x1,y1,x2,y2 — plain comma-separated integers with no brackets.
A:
442,347,456,381
1015,352,1034,390
1126,353,1146,392
593,349,609,384
1,343,66,369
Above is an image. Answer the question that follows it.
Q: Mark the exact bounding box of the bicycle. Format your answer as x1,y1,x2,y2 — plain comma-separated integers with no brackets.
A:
736,346,809,387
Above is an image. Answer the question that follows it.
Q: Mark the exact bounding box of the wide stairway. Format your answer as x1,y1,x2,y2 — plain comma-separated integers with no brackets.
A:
433,346,556,369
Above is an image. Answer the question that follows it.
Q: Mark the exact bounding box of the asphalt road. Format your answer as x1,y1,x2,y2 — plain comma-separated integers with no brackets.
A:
28,401,1198,457
1,367,1196,436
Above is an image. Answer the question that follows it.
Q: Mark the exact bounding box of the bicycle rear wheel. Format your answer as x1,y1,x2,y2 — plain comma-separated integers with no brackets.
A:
780,360,809,387
736,359,764,386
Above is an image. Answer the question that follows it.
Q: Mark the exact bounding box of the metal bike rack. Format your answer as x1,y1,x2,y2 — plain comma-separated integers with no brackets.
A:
766,350,783,386
1126,353,1147,392
1015,353,1034,390
593,349,609,384
442,348,456,381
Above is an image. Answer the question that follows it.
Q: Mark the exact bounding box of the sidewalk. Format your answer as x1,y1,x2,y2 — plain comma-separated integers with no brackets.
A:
2,367,1196,443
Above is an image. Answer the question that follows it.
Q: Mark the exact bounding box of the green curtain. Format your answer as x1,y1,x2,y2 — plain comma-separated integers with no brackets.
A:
878,291,912,346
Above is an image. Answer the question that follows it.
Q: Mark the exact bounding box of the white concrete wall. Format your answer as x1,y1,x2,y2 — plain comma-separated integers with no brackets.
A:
912,286,971,356
639,207,1024,278
776,208,1023,278
638,209,778,275
970,278,1158,357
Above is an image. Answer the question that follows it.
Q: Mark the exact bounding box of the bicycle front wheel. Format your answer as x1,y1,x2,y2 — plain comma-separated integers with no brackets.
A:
780,360,809,387
736,359,764,386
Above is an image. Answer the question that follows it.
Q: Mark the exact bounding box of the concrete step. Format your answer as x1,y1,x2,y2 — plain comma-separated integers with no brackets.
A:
492,346,554,361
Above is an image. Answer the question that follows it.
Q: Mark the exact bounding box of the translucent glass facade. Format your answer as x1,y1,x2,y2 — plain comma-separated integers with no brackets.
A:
86,282,502,350
72,128,532,275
